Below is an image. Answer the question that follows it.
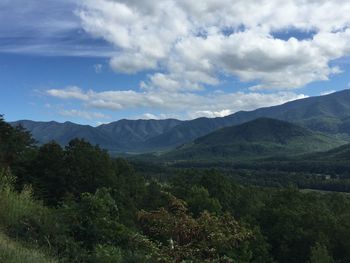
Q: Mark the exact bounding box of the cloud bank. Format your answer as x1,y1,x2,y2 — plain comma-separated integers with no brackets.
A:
47,86,307,119
78,0,350,90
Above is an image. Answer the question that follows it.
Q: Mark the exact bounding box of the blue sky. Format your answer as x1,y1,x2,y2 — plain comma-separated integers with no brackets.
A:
1,0,350,125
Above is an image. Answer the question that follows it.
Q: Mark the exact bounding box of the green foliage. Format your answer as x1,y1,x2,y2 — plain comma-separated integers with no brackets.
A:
258,187,337,263
65,139,117,195
187,186,222,216
141,180,169,210
0,167,16,190
4,116,350,263
0,115,35,168
163,118,346,162
0,171,51,243
29,141,67,204
59,188,123,251
309,242,334,263
92,244,123,263
24,139,141,206
138,194,252,262
0,232,57,263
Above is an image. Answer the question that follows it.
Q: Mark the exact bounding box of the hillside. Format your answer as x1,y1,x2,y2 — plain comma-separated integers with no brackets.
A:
163,118,346,161
0,232,57,263
10,120,115,149
300,143,350,162
225,89,350,134
153,89,350,149
12,89,350,153
97,119,182,151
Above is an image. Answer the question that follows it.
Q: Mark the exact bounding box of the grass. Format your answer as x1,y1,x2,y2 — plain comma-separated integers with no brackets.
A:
0,169,57,262
0,232,57,263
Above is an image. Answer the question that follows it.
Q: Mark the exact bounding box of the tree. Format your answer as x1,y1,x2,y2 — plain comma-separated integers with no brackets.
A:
142,180,168,210
138,194,252,262
64,139,117,195
259,187,336,263
0,115,35,168
59,188,129,254
309,242,334,263
29,141,67,204
187,186,222,216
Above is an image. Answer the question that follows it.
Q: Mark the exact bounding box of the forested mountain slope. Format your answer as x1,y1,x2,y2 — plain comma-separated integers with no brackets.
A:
163,118,346,161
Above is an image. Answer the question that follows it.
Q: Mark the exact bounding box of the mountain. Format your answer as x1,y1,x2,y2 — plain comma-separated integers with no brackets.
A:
96,119,181,151
10,120,115,149
11,89,350,153
225,89,350,134
150,89,350,149
12,119,183,153
162,118,346,161
299,143,350,162
143,117,237,150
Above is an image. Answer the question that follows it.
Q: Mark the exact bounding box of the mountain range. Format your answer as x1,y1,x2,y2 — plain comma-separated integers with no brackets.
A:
11,89,350,153
162,118,346,161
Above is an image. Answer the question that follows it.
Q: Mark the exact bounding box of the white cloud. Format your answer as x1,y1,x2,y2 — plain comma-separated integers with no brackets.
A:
47,86,307,119
94,64,103,73
141,113,158,120
139,113,178,120
47,86,90,100
59,109,110,120
96,121,110,126
320,90,336,96
32,0,350,120
78,0,350,90
189,110,233,119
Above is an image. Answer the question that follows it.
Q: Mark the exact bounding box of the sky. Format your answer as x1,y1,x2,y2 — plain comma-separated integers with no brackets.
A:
1,0,350,125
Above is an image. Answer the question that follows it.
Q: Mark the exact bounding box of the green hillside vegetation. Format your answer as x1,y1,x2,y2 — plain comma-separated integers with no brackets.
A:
4,115,350,262
302,143,350,162
164,118,346,161
0,232,57,263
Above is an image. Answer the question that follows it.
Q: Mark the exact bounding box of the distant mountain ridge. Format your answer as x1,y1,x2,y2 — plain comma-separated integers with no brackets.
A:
11,89,350,153
162,118,346,161
12,119,183,153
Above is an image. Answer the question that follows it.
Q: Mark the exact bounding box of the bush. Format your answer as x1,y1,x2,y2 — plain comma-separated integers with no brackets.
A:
0,232,56,263
0,169,55,250
92,244,123,263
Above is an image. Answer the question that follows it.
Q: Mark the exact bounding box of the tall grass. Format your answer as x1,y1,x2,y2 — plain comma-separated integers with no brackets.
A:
0,168,58,262
0,168,49,235
0,232,57,263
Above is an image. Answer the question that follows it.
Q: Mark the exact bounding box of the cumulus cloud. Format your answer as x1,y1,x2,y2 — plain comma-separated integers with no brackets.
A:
47,86,307,119
78,0,350,90
47,86,90,100
28,0,350,120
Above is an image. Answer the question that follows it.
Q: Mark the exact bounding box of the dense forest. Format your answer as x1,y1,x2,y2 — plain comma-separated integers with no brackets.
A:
1,114,350,262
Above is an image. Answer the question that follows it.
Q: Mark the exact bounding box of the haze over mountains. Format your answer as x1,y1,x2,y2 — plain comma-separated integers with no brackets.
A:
12,89,350,153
